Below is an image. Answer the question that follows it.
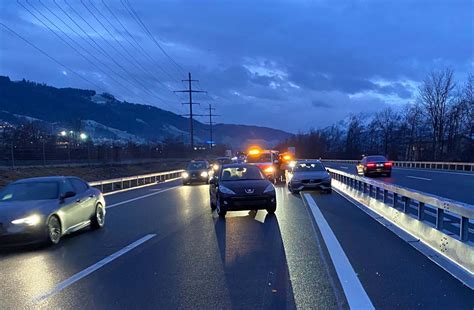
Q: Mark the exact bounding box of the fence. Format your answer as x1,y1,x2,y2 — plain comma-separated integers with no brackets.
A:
326,167,473,285
321,159,474,172
89,169,184,194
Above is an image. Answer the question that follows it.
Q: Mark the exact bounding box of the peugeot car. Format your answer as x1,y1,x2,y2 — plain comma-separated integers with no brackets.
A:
209,163,276,217
287,160,332,194
0,176,106,246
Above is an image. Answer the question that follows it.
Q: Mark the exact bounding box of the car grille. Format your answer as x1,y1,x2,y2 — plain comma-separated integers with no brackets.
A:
230,196,269,207
301,179,322,184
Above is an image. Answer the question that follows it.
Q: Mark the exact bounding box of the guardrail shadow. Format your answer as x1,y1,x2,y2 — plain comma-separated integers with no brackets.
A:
213,212,296,309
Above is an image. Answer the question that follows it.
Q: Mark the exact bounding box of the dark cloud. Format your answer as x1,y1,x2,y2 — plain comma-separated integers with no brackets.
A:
0,0,472,133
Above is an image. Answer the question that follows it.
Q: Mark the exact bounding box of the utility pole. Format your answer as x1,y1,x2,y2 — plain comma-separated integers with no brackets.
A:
174,73,207,151
205,104,220,150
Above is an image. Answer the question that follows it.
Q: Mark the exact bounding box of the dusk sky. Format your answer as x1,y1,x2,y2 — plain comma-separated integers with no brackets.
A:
1,0,472,133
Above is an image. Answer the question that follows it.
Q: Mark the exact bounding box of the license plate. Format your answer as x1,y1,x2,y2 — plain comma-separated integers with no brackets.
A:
376,163,383,167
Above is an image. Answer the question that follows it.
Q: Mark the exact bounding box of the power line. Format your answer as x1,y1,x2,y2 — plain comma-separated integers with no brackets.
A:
204,104,220,149
121,0,186,76
0,22,103,90
174,73,207,150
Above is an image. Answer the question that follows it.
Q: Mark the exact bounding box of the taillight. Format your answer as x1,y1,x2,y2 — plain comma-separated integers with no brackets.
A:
384,162,393,167
366,163,376,167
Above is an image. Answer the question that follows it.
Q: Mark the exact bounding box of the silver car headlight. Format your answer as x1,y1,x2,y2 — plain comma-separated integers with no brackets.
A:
201,171,208,178
219,185,235,194
182,172,189,178
11,214,42,226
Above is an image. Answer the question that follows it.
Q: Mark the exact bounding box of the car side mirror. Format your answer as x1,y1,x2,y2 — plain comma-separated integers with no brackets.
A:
60,191,76,201
326,169,330,173
209,178,216,185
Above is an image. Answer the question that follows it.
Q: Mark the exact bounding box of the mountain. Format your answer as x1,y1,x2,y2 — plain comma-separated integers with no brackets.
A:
0,76,291,148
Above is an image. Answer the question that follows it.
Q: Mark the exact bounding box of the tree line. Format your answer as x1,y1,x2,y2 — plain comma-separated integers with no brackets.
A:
278,69,473,162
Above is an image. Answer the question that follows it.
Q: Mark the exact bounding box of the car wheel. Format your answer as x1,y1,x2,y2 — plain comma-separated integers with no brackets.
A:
92,203,105,229
47,215,61,245
292,189,300,195
287,184,293,193
267,204,276,214
216,198,227,217
326,188,333,194
210,196,217,210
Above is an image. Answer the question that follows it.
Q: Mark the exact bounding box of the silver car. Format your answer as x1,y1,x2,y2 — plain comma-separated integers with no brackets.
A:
0,176,106,246
287,160,332,194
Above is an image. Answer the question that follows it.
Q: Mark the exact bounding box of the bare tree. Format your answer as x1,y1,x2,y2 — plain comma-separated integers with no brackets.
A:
418,68,456,160
373,107,400,157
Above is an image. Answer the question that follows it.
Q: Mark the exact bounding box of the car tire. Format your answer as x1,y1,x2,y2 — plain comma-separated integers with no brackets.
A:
267,204,276,214
292,189,300,195
210,196,217,210
47,215,61,245
326,188,333,194
91,203,105,229
216,198,227,217
287,184,293,193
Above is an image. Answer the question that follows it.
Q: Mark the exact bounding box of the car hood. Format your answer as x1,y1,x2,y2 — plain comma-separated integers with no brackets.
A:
220,180,272,195
0,200,57,222
292,171,330,180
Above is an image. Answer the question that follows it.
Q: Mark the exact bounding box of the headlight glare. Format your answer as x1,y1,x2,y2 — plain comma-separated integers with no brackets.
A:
12,214,41,226
182,172,189,178
201,171,208,178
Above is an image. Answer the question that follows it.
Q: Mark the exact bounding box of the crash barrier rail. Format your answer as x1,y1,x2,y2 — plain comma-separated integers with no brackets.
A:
327,167,474,280
89,169,184,194
321,159,474,172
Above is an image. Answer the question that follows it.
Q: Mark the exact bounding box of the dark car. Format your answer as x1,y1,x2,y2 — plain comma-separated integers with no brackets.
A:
209,163,276,217
182,160,211,184
0,176,106,246
211,156,234,171
287,160,332,194
357,155,392,177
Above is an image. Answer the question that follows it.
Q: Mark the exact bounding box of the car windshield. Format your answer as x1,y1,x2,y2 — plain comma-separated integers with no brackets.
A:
221,166,265,181
0,182,59,202
294,162,326,172
187,162,207,170
365,156,387,162
246,153,272,163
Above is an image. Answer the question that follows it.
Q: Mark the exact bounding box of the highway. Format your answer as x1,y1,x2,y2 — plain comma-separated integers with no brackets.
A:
1,178,472,309
323,162,474,204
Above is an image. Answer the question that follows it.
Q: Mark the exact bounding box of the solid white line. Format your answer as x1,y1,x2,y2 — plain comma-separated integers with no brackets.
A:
394,167,474,176
406,176,432,181
102,177,181,196
32,234,156,303
303,194,374,310
106,185,180,209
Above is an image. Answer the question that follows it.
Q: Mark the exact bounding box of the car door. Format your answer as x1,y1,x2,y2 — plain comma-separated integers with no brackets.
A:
209,170,220,204
58,179,82,232
68,178,96,224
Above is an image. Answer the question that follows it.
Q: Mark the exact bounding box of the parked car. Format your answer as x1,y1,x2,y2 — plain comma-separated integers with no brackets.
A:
0,176,106,246
209,163,276,217
287,160,332,194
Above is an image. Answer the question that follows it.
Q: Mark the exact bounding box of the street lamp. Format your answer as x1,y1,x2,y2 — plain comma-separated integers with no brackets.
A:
60,130,67,136
80,133,87,140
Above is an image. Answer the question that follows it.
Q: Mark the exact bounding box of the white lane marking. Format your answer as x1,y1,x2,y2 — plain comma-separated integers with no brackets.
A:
32,234,156,303
101,177,181,196
406,176,432,181
394,167,474,176
304,194,374,310
106,186,180,209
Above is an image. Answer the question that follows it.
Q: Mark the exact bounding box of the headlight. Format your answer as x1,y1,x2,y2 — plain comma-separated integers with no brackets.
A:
213,164,219,171
288,161,296,168
264,166,274,173
219,185,235,194
182,172,189,178
11,214,41,226
201,171,208,178
264,184,275,193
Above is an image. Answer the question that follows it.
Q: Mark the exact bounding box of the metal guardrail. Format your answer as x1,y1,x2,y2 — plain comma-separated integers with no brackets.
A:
89,169,184,194
327,168,474,241
321,159,474,171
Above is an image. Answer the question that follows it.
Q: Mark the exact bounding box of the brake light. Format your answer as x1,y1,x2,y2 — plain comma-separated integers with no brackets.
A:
283,154,292,161
366,163,376,167
264,166,274,173
384,162,393,167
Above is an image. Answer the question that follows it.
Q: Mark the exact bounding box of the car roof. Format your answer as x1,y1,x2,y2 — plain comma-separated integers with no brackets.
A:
12,176,72,184
221,163,257,168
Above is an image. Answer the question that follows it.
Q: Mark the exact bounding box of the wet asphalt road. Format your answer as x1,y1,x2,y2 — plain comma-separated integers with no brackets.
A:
0,178,472,309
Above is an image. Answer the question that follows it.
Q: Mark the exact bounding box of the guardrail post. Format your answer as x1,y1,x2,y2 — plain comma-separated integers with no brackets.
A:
383,189,388,203
418,202,425,220
403,197,410,213
111,182,115,191
375,187,379,200
393,193,398,208
368,184,372,197
460,216,469,241
436,209,444,230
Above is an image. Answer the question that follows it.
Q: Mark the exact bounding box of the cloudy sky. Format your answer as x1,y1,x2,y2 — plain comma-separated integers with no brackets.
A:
1,0,472,132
